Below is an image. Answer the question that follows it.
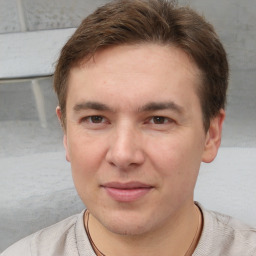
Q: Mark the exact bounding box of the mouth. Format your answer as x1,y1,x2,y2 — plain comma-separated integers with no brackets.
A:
101,182,153,202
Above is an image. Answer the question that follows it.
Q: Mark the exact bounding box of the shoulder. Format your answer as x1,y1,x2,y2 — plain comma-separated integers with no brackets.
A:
1,211,85,256
194,204,256,256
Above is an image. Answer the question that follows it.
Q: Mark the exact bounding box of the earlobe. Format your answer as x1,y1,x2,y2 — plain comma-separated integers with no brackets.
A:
56,106,62,127
202,109,225,163
63,134,71,162
56,106,70,162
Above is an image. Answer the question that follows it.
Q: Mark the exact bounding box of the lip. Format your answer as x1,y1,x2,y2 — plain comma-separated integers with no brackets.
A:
101,182,153,202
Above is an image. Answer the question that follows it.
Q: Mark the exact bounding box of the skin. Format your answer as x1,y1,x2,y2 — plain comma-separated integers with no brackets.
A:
57,43,225,255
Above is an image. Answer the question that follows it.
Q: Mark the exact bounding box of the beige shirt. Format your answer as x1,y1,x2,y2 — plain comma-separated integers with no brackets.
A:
2,205,256,256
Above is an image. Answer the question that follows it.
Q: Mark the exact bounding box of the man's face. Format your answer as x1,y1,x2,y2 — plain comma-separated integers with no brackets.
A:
61,44,221,236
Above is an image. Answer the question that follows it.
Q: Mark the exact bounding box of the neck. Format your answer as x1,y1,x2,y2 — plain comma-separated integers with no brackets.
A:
87,203,202,256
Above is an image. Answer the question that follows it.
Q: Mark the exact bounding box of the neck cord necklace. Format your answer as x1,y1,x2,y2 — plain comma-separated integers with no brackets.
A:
85,206,202,256
184,205,202,256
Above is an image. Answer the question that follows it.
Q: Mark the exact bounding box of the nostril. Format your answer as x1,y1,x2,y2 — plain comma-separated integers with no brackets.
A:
106,148,145,169
105,128,145,168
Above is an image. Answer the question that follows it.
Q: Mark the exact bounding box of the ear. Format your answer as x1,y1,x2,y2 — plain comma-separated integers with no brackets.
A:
56,106,64,128
56,106,70,162
202,109,225,163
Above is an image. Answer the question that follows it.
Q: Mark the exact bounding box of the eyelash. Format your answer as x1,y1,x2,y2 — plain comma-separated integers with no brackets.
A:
81,115,174,126
147,116,173,125
81,115,107,124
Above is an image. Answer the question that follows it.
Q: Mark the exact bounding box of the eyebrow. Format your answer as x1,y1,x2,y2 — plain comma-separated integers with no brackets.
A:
73,101,111,112
139,101,184,114
73,101,184,114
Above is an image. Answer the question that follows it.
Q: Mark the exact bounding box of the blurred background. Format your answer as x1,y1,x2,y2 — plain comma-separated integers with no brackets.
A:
0,0,255,252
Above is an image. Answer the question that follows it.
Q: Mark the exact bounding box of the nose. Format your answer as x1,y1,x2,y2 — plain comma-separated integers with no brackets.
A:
105,124,145,169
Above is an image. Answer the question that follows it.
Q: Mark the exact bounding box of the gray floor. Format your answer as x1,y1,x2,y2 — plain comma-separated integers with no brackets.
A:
0,78,62,158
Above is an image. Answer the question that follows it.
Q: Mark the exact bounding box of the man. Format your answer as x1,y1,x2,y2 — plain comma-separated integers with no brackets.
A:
2,0,256,255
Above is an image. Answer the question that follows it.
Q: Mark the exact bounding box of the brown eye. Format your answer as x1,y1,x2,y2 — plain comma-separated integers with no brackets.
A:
80,115,109,130
89,116,104,123
152,116,167,124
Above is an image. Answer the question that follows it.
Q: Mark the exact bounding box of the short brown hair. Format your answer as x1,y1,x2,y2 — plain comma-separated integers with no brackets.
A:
54,0,229,131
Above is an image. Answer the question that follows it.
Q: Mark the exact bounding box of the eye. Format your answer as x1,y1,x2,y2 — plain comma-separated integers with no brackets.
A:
88,116,104,123
149,116,172,124
152,116,167,124
81,115,107,124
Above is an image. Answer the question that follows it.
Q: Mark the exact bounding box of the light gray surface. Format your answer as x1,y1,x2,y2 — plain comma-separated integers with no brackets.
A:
0,29,76,78
0,0,256,253
0,78,63,158
0,0,109,33
22,0,109,31
0,152,84,252
0,0,21,33
195,148,256,227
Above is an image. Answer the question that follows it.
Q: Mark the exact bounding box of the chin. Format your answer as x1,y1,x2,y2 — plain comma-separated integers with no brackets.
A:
104,221,150,236
97,210,155,236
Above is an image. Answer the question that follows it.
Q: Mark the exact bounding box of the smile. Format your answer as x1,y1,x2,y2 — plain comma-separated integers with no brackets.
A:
101,182,153,202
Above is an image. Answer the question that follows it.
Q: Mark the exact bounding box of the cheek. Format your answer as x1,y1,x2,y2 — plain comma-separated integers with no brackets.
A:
67,132,107,181
68,129,105,160
148,136,202,186
67,135,106,205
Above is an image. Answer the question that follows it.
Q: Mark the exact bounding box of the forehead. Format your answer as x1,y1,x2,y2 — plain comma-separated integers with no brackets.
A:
67,43,202,111
80,43,200,78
